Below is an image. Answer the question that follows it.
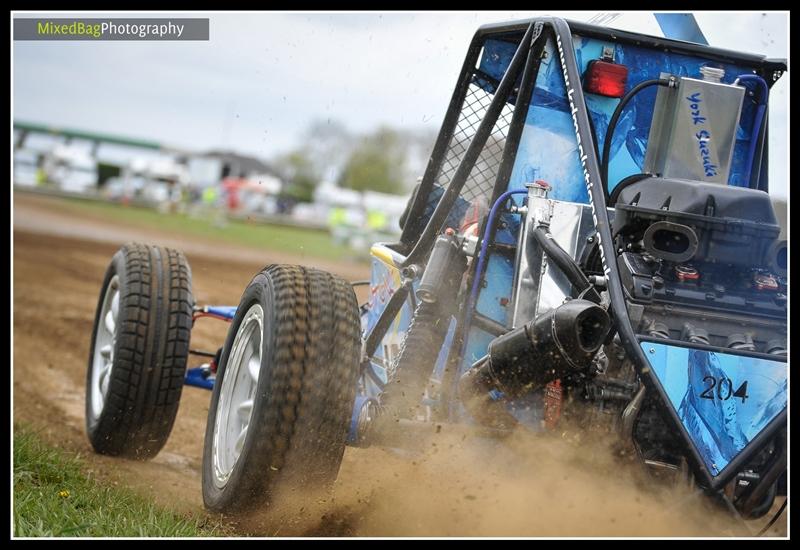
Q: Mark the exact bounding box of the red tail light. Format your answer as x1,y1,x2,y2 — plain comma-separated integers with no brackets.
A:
584,60,629,98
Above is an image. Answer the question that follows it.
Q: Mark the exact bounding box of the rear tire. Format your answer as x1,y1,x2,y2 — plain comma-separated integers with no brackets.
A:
202,264,361,512
85,243,193,459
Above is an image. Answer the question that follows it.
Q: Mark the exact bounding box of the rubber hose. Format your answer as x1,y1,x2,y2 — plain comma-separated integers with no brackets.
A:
531,225,601,304
601,78,671,199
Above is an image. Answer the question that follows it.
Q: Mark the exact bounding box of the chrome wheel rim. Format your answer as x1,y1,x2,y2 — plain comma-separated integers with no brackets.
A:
90,274,120,421
211,303,263,488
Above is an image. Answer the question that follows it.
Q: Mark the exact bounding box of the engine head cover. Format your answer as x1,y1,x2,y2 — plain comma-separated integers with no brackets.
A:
613,176,780,268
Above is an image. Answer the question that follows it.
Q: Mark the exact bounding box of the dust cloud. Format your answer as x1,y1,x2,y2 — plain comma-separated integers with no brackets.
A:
235,422,754,537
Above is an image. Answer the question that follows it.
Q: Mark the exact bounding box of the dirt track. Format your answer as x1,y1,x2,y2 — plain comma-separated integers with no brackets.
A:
13,193,371,531
13,193,787,537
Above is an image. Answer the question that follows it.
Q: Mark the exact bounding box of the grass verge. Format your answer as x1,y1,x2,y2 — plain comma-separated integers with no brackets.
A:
26,192,361,263
13,425,222,537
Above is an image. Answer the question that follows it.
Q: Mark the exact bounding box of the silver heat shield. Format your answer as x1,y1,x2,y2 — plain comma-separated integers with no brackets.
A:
510,186,597,328
643,74,744,184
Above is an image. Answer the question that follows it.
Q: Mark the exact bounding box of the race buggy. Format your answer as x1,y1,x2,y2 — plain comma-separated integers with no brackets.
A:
85,17,787,529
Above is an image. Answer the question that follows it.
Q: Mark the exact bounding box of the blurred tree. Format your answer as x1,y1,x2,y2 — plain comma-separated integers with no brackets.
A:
273,149,319,203
302,118,354,181
338,127,408,195
275,119,437,196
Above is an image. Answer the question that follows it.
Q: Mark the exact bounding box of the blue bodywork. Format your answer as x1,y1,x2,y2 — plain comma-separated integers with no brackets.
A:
643,341,786,477
458,34,770,383
482,35,767,201
359,26,786,477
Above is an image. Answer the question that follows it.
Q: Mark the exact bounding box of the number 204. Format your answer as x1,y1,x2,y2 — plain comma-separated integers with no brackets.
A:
700,376,749,403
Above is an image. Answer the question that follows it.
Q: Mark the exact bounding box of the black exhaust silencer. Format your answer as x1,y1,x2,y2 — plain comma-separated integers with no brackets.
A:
459,299,611,429
488,299,612,395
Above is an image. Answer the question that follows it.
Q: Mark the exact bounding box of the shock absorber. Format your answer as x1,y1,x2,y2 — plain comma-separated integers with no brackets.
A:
378,232,467,421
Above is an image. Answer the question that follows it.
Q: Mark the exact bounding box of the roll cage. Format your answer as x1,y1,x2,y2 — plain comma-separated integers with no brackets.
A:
362,16,787,497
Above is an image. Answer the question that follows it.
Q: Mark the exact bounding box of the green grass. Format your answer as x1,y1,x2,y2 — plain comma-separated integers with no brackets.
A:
13,426,222,537
50,196,360,263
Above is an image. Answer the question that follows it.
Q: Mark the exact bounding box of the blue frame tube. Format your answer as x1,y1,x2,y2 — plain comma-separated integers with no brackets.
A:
460,188,528,362
734,74,769,187
184,366,215,390
204,305,237,320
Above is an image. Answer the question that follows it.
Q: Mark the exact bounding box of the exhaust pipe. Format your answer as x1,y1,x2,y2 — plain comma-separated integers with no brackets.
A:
620,384,646,450
459,299,611,428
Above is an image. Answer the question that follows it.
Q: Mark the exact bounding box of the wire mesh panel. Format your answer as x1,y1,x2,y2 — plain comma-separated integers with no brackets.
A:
424,73,516,230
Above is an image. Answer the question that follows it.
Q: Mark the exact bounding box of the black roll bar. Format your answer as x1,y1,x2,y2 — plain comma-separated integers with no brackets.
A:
400,22,538,268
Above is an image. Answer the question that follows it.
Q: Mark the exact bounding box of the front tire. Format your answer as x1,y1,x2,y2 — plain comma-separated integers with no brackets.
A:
85,243,193,459
202,264,361,512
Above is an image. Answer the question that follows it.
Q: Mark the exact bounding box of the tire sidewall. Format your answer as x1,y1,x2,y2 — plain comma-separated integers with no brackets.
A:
202,272,277,510
85,249,128,440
